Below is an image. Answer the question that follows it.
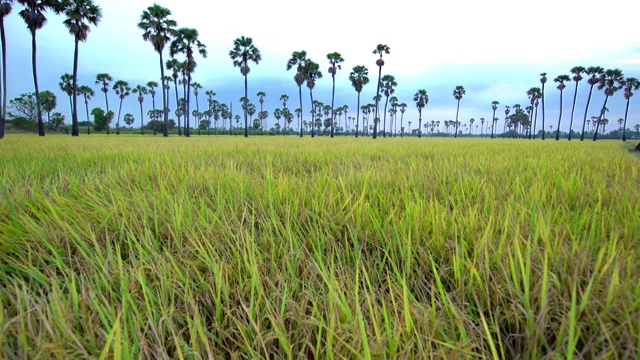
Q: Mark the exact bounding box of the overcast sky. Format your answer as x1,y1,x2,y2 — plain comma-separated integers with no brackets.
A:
5,0,640,133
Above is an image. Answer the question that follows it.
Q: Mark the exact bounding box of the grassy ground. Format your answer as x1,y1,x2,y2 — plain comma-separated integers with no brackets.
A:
1,134,639,359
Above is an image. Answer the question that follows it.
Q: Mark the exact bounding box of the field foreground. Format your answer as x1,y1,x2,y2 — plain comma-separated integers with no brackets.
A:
1,135,639,359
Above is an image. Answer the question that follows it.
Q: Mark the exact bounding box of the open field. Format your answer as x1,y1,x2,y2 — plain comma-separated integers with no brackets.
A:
1,135,639,359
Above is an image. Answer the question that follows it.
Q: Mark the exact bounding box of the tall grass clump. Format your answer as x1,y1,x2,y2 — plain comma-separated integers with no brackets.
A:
1,135,639,358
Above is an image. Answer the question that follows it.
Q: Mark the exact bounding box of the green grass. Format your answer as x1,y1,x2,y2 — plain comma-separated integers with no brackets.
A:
1,134,639,358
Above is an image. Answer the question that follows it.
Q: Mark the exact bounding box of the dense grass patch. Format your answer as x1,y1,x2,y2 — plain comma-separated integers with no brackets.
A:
1,135,639,358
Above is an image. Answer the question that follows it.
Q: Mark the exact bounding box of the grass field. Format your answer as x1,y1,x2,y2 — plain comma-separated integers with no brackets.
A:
1,135,639,359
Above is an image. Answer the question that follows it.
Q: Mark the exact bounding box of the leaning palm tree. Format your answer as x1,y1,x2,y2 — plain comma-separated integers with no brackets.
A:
490,100,499,138
229,36,260,138
452,85,465,138
170,27,207,137
303,59,322,138
95,73,111,134
414,89,428,138
112,80,130,135
580,66,604,141
540,72,547,140
567,66,585,140
380,74,397,138
139,4,176,137
0,0,14,139
593,69,624,141
286,50,307,137
53,0,101,136
621,77,639,142
326,51,344,138
59,73,73,113
553,74,571,140
77,84,93,134
18,0,53,136
349,65,369,138
132,84,147,134
372,44,390,139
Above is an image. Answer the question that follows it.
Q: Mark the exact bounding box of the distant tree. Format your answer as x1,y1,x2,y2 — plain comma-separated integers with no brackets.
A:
40,89,56,129
146,81,158,135
490,101,499,138
380,74,397,138
165,58,182,135
286,50,307,137
399,103,407,137
191,81,202,134
540,72,547,140
553,74,570,140
77,85,93,134
90,106,111,131
59,73,73,115
621,77,639,141
8,92,38,124
95,73,112,134
349,65,369,138
256,90,266,135
326,51,343,137
593,69,624,141
53,0,102,136
372,44,390,139
112,80,130,134
303,59,322,138
123,112,134,128
567,66,585,140
49,111,64,130
452,85,465,138
132,84,147,134
414,89,428,138
229,36,260,137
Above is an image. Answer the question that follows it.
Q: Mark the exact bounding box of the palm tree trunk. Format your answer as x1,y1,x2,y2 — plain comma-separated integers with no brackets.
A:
151,93,156,136
0,17,7,139
173,78,181,136
592,95,609,141
418,109,422,138
310,90,315,138
355,92,361,138
373,65,382,140
116,98,123,135
140,102,144,135
383,96,389,138
400,113,404,138
568,83,579,140
491,110,496,139
243,74,248,138
158,53,168,137
541,83,546,140
454,100,460,138
186,73,191,137
85,96,90,135
71,38,80,136
330,74,335,138
298,85,303,137
580,84,594,141
533,105,539,139
103,88,110,135
30,29,44,136
556,89,563,140
622,98,630,142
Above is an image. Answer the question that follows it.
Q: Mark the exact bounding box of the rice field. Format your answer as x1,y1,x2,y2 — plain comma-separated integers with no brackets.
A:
0,134,639,359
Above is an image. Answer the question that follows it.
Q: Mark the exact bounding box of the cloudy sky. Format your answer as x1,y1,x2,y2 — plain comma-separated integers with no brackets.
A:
5,0,640,133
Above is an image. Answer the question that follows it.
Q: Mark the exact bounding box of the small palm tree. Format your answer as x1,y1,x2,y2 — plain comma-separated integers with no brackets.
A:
326,51,344,138
349,65,369,138
229,36,260,138
303,59,322,138
77,84,93,134
165,58,182,135
452,85,465,138
113,80,130,135
286,50,307,137
146,81,158,135
123,113,134,128
621,77,639,141
191,81,202,134
0,0,13,139
59,73,73,113
95,73,112,134
399,103,407,137
372,44,390,139
414,89,428,138
380,74,397,138
580,66,604,141
540,72,547,140
256,90,266,135
132,84,147,134
490,101,499,138
593,69,624,141
554,74,571,140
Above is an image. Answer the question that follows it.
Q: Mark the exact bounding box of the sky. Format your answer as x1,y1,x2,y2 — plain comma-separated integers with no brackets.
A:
5,0,640,134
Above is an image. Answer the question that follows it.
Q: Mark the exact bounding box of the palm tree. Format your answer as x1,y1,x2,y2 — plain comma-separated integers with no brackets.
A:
132,84,147,134
53,0,101,136
40,89,55,129
0,0,14,139
170,27,207,137
452,85,465,138
380,74,397,138
191,81,202,134
228,36,260,138
303,59,322,138
372,44,390,139
18,0,53,136
490,101,499,138
326,51,344,138
77,84,93,134
504,105,511,134
139,4,176,137
414,89,428,138
580,66,604,141
286,51,307,137
540,72,547,140
349,65,369,138
256,90,266,135
593,69,624,141
526,88,541,139
145,81,158,135
621,77,639,141
399,103,407,137
565,66,586,141
553,74,570,140
95,73,112,134
165,58,182,135
59,73,73,113
113,80,130,135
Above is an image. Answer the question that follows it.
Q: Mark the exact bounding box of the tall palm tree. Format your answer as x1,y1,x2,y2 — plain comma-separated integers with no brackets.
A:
256,90,266,135
170,27,207,137
526,88,541,139
59,73,73,114
77,84,93,134
540,72,547,140
452,85,465,138
326,51,343,138
580,66,604,141
490,100,499,138
53,0,101,136
286,50,307,137
112,80,130,135
566,66,585,140
380,74,397,138
372,44,390,139
399,102,407,137
95,73,111,134
139,4,176,137
165,58,182,135
553,74,570,140
145,81,158,135
191,81,202,134
414,89,428,138
621,77,639,142
504,105,511,134
229,36,260,138
18,0,54,136
593,69,624,141
303,59,322,138
349,65,369,138
0,0,14,139
132,85,147,134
